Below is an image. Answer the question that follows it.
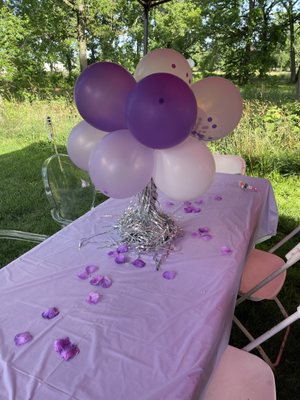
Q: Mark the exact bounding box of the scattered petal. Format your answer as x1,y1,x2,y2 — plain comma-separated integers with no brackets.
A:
54,337,71,353
115,254,126,264
184,206,194,213
100,276,112,288
192,207,201,213
87,291,101,304
221,246,233,255
117,244,129,253
165,201,174,207
191,231,199,238
162,271,177,280
201,234,213,241
77,271,89,280
42,307,60,319
199,226,209,234
85,265,98,274
195,199,204,204
90,274,104,286
214,195,223,201
54,337,79,361
132,258,146,268
184,201,192,206
60,343,80,361
108,250,117,257
14,331,33,346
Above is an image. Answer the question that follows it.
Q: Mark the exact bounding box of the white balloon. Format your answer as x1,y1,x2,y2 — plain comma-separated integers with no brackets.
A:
152,137,215,201
67,121,107,171
191,77,243,140
134,48,193,85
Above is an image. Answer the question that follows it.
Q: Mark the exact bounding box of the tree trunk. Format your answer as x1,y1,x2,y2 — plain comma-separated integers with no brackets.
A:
296,66,300,101
288,8,296,83
77,0,88,71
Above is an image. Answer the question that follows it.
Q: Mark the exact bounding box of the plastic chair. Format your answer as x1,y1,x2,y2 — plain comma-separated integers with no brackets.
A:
0,229,48,243
205,305,300,399
234,226,300,368
42,154,96,226
213,154,246,175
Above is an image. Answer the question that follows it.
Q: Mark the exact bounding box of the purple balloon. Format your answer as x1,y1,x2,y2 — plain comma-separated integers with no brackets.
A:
89,129,154,199
74,62,136,132
126,73,197,149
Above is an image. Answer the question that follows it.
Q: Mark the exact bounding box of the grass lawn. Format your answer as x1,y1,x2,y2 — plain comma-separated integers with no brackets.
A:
0,75,299,399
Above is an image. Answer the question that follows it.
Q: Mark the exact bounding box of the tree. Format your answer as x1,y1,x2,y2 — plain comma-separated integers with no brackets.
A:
279,0,300,82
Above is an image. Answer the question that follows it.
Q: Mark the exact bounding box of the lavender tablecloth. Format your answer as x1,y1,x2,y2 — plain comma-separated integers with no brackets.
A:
0,173,278,400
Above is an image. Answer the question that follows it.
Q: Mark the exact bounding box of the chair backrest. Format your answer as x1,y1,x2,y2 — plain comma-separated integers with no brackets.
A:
42,154,96,226
243,305,300,352
213,154,246,175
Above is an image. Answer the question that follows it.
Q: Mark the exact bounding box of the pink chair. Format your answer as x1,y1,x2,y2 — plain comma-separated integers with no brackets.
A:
205,305,300,399
204,346,276,400
213,154,246,175
234,226,300,367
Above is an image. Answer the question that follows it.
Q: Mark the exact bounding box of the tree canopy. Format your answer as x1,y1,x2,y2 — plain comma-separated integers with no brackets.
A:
0,0,299,99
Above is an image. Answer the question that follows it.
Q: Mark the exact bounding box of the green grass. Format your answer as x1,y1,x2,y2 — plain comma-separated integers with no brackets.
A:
0,76,299,399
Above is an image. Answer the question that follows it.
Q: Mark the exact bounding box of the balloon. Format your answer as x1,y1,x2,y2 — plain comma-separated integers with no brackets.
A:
152,137,215,201
67,121,107,171
89,129,154,199
134,48,193,85
74,62,136,132
126,73,197,149
191,77,243,141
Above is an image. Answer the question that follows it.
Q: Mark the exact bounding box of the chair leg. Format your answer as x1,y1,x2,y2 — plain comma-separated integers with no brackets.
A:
232,315,273,368
233,297,291,368
272,296,290,367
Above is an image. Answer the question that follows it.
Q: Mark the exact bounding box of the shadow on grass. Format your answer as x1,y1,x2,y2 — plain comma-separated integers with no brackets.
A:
0,141,105,268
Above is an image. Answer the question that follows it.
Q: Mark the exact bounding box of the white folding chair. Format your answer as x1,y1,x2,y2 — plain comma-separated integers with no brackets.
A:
234,226,300,367
205,305,300,399
213,154,246,175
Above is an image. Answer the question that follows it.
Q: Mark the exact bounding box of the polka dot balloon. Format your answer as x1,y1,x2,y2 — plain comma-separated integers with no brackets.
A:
134,48,193,85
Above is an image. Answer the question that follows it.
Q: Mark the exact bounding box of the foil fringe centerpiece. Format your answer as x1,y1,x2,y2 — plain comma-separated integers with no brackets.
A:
115,179,183,270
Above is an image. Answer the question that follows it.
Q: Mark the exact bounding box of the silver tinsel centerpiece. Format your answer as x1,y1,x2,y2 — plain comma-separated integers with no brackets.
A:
115,179,183,269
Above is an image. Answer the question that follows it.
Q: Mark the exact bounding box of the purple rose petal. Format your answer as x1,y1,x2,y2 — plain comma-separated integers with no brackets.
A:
77,271,89,280
60,343,80,361
90,274,104,286
199,226,209,234
87,291,101,304
54,337,71,353
162,271,177,280
165,201,174,207
108,250,117,257
192,207,201,213
85,265,98,274
214,195,223,201
184,206,194,213
184,201,192,206
14,331,33,346
221,246,233,255
191,231,199,238
132,258,146,268
117,244,129,253
201,234,213,241
42,307,60,319
99,276,113,288
115,254,126,264
54,337,79,361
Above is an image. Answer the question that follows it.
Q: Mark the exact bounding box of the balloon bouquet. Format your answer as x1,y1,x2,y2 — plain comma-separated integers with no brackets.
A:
67,48,243,264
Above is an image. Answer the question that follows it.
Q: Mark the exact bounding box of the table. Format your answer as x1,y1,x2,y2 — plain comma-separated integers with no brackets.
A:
0,173,278,400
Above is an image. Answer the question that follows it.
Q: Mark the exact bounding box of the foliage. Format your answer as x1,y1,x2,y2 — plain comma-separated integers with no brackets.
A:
0,0,299,99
